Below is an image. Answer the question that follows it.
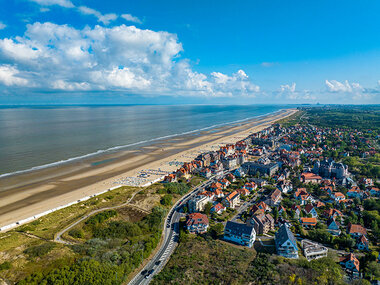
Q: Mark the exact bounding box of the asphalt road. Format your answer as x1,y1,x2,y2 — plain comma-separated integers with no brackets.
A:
128,174,223,285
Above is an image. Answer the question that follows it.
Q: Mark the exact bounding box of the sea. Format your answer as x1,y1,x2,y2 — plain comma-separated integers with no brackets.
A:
0,104,289,176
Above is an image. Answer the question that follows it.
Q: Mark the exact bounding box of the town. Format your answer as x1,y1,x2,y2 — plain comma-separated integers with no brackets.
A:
161,120,380,283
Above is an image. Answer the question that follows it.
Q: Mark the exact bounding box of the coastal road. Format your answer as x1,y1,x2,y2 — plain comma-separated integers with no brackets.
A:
128,175,222,285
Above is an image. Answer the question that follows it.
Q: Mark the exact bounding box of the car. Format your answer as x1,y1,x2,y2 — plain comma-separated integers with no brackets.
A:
145,269,154,279
155,260,161,266
141,270,147,275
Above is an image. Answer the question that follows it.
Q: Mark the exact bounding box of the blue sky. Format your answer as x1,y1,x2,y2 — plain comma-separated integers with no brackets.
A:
0,0,379,104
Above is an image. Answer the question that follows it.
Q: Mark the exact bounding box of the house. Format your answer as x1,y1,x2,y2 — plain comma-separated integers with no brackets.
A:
330,192,346,202
224,221,256,248
244,182,257,192
291,204,302,218
324,208,343,219
357,235,369,251
249,213,275,235
275,224,299,259
277,180,292,194
214,189,224,198
327,217,341,236
301,239,328,261
266,189,282,207
200,168,211,178
294,188,311,206
314,201,325,208
347,223,367,238
359,178,373,187
237,188,250,197
188,195,210,213
233,167,246,178
301,172,322,184
163,173,177,183
304,204,318,218
251,201,270,215
210,182,223,191
186,213,209,234
347,188,363,199
369,187,380,197
223,191,240,209
219,178,230,189
340,253,360,274
300,217,317,228
278,205,286,216
210,203,226,215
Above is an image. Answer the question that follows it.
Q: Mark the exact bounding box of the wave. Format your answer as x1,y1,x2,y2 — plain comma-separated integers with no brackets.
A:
0,109,285,179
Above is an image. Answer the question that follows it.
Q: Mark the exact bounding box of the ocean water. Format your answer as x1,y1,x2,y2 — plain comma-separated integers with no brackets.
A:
0,105,286,176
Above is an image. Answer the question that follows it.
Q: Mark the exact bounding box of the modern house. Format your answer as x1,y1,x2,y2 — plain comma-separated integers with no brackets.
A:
266,189,282,206
243,162,279,176
301,239,328,261
249,213,274,235
186,213,209,234
275,224,299,259
224,221,256,248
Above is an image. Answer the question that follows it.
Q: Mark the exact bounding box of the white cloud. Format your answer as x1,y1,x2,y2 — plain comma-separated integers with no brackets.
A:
0,22,260,97
78,6,118,25
0,65,29,86
261,62,275,67
121,14,142,24
280,82,296,93
29,0,74,8
0,22,6,30
325,79,363,93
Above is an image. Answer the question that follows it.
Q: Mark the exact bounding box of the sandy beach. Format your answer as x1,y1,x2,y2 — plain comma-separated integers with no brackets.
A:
0,108,297,228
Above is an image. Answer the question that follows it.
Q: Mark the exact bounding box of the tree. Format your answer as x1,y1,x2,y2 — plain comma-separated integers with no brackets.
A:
366,261,380,280
160,194,172,206
203,202,213,215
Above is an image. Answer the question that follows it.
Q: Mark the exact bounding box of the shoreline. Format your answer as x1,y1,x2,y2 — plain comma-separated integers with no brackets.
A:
0,108,297,230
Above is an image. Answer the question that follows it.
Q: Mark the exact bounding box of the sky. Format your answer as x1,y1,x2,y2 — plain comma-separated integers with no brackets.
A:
0,0,379,105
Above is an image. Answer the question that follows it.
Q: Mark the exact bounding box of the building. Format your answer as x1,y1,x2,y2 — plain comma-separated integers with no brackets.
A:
186,213,209,234
357,235,369,251
347,223,367,238
266,189,282,206
300,217,317,228
188,195,210,213
304,204,318,218
313,159,349,179
223,191,240,209
242,162,279,176
275,224,299,259
340,253,360,274
224,221,256,248
210,203,226,215
301,239,328,261
301,172,322,184
327,217,341,236
249,213,274,235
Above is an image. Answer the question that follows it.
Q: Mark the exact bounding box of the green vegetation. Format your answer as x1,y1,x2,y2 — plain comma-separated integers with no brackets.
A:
68,228,84,239
85,210,118,227
153,235,344,285
23,242,57,259
159,182,191,195
160,194,173,206
0,262,11,271
17,206,167,285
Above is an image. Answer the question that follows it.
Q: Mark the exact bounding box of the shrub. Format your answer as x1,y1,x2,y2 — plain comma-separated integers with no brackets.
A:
23,242,56,258
68,228,84,239
0,261,11,271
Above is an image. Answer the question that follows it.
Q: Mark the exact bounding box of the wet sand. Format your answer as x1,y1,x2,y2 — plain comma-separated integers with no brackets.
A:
0,108,297,228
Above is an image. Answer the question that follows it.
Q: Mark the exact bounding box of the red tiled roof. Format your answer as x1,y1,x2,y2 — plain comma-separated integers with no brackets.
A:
186,213,209,227
347,223,367,236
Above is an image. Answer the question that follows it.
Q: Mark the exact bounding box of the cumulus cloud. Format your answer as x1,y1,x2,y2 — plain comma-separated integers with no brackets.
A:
29,0,74,8
277,82,316,101
0,22,6,30
0,65,29,86
121,14,142,24
280,82,296,93
325,79,363,93
78,6,118,25
0,22,259,97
